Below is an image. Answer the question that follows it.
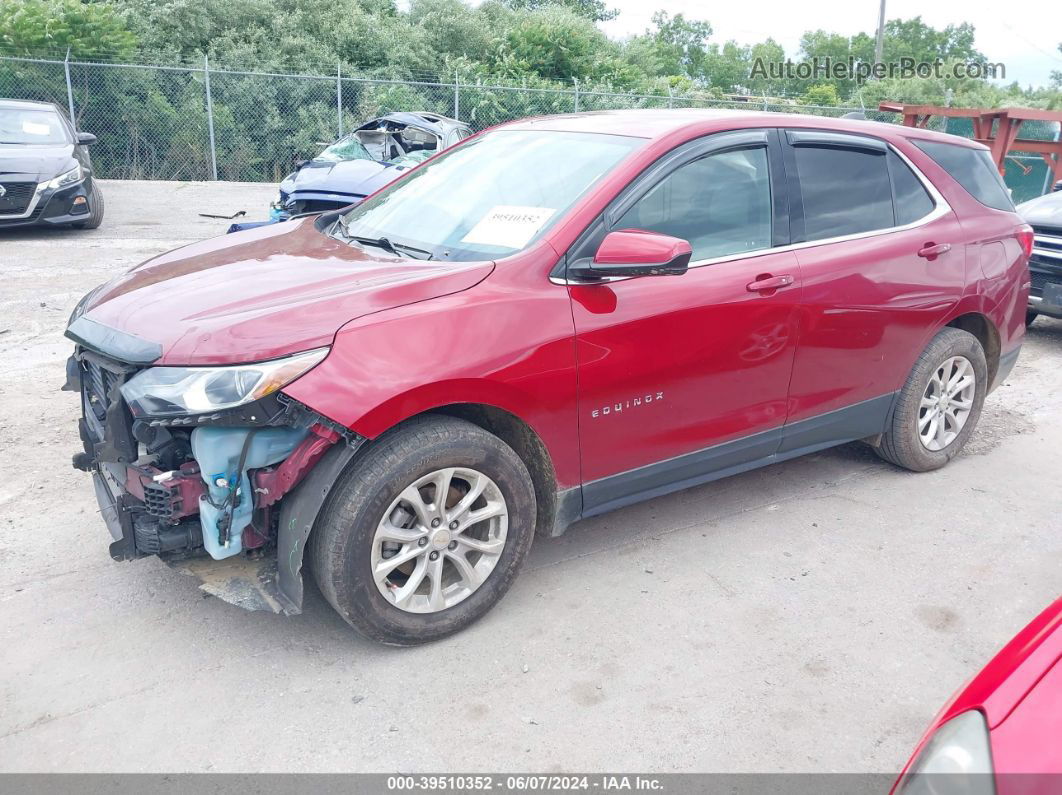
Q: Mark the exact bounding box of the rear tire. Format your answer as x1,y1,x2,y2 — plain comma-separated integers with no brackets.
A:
73,182,104,229
1025,310,1038,328
310,415,536,645
876,328,987,472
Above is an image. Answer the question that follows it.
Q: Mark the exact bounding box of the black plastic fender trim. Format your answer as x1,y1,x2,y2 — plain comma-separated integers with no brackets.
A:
274,437,365,614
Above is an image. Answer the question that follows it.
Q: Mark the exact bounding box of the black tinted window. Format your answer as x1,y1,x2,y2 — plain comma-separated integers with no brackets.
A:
617,146,772,260
794,145,894,241
888,151,935,225
913,140,1014,212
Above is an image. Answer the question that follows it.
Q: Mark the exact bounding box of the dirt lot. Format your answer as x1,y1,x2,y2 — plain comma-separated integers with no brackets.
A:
0,179,1060,773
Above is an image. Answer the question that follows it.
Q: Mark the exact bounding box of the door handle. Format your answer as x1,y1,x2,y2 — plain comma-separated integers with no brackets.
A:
746,274,794,293
917,242,951,260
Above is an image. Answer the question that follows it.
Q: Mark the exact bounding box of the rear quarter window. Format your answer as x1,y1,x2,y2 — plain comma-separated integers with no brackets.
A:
888,151,936,225
912,140,1014,212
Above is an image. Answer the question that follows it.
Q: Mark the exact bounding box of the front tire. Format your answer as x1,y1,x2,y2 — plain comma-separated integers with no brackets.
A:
1025,310,1038,328
310,415,536,645
73,182,104,229
876,328,987,472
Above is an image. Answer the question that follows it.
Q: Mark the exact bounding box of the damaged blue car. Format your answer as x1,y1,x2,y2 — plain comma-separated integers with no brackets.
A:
269,112,471,221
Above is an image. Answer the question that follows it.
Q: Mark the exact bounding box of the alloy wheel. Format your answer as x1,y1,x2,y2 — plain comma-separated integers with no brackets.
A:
918,355,976,452
370,467,508,613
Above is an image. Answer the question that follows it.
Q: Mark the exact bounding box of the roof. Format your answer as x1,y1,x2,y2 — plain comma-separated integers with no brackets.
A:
0,98,61,111
376,111,469,133
495,108,986,148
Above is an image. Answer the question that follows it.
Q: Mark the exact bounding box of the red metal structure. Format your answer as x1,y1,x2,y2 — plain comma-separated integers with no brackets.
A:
880,102,1062,185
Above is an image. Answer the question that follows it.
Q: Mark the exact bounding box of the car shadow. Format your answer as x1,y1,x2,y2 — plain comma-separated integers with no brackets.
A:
1026,315,1062,343
289,438,886,649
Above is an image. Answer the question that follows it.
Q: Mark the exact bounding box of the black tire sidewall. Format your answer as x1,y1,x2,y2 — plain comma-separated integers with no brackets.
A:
315,418,536,645
888,328,988,471
74,183,104,229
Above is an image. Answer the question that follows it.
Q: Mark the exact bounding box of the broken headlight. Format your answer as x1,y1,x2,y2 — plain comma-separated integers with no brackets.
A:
120,348,328,418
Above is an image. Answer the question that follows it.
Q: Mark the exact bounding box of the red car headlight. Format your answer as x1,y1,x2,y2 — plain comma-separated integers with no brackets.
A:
895,710,995,795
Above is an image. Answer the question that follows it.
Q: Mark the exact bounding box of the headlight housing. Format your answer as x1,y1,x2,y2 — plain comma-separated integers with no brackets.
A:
68,283,103,326
896,710,995,795
120,348,328,418
47,163,84,191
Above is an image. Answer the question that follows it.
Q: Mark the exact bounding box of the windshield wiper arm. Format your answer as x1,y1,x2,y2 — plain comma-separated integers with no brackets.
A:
385,240,434,261
350,234,433,260
329,216,433,260
351,234,400,256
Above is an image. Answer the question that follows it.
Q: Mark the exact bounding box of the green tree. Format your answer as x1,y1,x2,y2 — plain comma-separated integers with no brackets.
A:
494,6,610,81
500,0,617,23
799,83,841,106
0,0,137,59
746,38,786,95
643,12,712,78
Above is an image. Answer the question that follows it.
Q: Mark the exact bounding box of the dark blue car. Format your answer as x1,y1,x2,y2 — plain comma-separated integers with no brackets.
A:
269,112,471,221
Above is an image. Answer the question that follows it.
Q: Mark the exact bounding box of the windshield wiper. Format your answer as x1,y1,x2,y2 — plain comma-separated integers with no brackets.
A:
376,239,435,261
330,216,434,260
351,234,401,256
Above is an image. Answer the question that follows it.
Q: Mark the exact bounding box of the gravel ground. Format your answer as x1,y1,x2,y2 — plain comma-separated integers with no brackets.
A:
0,179,1059,773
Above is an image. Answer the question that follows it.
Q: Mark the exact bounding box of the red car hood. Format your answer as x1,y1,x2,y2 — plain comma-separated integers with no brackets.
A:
80,218,494,365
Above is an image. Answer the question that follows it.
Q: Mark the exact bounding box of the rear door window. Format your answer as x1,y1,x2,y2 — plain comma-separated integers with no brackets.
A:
792,144,894,241
912,140,1014,212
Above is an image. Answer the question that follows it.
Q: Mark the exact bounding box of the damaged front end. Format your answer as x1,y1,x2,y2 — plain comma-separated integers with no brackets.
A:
64,322,362,614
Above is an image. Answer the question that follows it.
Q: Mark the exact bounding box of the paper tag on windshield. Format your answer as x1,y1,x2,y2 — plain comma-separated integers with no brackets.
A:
461,206,555,249
22,121,51,136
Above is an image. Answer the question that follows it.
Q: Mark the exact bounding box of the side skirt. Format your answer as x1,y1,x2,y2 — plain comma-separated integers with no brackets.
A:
572,392,897,526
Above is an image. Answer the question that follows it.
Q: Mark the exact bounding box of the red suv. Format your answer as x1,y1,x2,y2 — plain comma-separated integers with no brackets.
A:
65,110,1032,644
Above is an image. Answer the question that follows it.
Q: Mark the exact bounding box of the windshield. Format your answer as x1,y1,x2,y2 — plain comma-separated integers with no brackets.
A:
317,135,374,163
337,129,643,261
0,107,69,145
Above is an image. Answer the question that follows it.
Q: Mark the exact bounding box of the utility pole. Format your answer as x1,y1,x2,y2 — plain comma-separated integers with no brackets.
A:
874,0,886,65
203,55,218,181
337,61,343,138
63,47,76,129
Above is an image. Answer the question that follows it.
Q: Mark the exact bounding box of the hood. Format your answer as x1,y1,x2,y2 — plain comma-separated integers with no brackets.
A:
0,143,77,181
76,218,494,366
286,157,390,198
1017,190,1062,229
936,598,1062,730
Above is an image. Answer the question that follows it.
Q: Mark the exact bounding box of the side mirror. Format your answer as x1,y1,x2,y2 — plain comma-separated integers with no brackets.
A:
294,158,310,170
76,132,97,145
570,229,692,280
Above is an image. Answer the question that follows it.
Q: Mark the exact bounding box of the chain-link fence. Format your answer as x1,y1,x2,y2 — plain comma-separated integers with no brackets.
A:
1,54,1057,200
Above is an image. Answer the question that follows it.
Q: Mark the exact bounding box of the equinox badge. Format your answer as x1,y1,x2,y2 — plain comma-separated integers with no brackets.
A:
591,391,664,419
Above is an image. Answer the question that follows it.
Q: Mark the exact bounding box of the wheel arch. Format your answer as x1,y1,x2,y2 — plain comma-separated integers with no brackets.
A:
944,311,1000,388
396,402,573,540
273,398,575,617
